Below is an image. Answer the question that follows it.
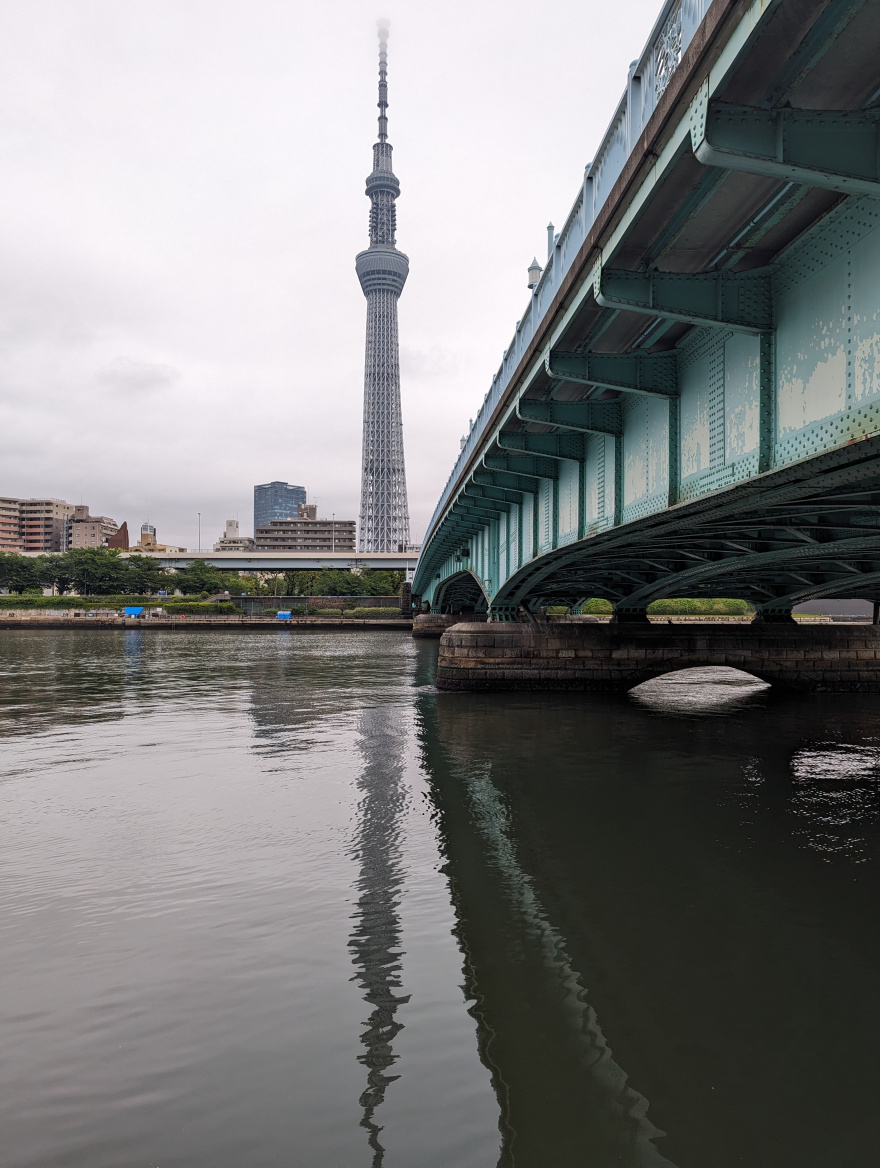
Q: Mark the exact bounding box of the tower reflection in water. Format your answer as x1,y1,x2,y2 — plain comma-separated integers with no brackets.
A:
348,705,411,1166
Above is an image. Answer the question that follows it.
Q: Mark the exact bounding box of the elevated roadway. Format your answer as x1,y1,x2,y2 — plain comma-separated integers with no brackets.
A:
23,551,418,575
413,0,880,624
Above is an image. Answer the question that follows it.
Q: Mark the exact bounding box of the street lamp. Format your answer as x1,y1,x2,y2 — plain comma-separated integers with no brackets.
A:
197,512,201,553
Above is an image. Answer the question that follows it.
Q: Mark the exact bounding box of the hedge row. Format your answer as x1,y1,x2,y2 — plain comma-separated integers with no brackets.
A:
554,597,753,616
0,593,229,610
0,597,238,615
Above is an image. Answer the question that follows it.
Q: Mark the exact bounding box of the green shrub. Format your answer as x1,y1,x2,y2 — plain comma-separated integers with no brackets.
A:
647,597,750,615
0,594,161,610
160,601,238,615
545,605,571,615
579,598,613,614
573,597,750,616
342,607,405,619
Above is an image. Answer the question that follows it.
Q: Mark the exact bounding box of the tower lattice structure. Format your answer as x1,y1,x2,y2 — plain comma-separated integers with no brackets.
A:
356,21,411,553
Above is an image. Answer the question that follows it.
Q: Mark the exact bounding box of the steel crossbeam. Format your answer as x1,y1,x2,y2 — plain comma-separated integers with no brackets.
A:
496,432,586,461
516,397,621,435
690,83,880,197
593,263,773,334
545,349,678,397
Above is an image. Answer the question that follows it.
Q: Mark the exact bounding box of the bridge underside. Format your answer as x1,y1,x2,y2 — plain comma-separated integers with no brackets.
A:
415,0,880,626
483,437,880,623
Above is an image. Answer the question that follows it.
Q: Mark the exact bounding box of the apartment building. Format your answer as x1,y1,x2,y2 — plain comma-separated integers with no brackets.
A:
68,505,121,549
18,499,77,552
0,498,125,552
255,507,356,553
0,498,21,551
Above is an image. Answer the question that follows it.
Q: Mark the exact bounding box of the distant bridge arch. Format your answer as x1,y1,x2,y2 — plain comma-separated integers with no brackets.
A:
432,570,488,614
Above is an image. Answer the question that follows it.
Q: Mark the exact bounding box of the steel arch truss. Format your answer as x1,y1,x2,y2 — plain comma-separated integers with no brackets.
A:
486,440,880,621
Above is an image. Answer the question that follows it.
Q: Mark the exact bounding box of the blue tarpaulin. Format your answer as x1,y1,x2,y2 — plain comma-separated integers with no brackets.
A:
124,607,144,617
276,611,292,620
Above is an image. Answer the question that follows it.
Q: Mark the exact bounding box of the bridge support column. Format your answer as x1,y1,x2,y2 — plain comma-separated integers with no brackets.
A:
753,603,797,624
436,621,880,692
610,602,651,624
413,613,487,639
487,604,521,622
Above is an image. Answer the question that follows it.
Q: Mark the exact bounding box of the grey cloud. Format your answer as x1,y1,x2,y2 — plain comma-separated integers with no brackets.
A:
97,357,179,392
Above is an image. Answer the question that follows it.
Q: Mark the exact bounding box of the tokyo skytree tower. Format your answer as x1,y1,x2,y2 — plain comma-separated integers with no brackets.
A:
355,20,410,553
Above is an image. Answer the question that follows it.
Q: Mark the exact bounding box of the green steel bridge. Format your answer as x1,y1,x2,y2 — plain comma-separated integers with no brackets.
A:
413,0,880,623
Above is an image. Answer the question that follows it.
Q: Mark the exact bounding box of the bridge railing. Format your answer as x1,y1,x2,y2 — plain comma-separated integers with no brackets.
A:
423,0,711,549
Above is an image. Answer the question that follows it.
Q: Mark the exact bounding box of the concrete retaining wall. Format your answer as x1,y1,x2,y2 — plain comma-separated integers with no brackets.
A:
436,620,880,692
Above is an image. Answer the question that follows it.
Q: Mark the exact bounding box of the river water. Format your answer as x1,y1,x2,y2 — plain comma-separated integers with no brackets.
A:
2,629,880,1167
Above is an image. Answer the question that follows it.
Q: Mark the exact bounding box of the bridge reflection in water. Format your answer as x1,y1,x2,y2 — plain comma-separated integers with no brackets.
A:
414,641,880,1168
416,692,675,1166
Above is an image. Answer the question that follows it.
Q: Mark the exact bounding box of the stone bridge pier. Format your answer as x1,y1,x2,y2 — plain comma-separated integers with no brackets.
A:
436,621,880,692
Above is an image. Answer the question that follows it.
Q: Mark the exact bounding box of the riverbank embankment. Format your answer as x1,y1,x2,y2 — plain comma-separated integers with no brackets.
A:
0,615,413,631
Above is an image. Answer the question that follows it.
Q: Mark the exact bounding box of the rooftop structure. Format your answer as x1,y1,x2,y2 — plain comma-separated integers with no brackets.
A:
214,519,255,553
356,21,410,553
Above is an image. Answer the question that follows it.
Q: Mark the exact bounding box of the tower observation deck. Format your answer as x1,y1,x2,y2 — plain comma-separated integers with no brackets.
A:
355,19,410,553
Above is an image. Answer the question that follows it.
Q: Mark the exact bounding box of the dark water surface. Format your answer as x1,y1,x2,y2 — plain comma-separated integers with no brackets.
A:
2,631,880,1167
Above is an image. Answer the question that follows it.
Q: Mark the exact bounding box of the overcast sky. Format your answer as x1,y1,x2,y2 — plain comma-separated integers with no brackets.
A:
0,0,662,548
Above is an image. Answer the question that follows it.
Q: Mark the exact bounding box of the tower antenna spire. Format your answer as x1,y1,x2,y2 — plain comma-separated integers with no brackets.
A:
377,18,390,143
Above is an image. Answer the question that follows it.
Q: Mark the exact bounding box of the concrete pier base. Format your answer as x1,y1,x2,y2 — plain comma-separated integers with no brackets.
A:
413,613,487,639
436,620,880,692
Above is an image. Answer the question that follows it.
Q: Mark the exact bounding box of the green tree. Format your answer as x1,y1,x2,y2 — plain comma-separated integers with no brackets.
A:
282,568,404,597
36,555,75,595
61,548,130,595
175,560,243,595
0,552,42,594
357,569,405,596
123,554,171,595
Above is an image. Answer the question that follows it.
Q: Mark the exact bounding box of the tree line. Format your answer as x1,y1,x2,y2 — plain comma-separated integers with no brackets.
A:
0,549,404,598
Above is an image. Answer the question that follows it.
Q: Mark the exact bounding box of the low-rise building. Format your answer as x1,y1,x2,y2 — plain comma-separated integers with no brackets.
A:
255,505,356,552
130,523,186,554
213,519,255,552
